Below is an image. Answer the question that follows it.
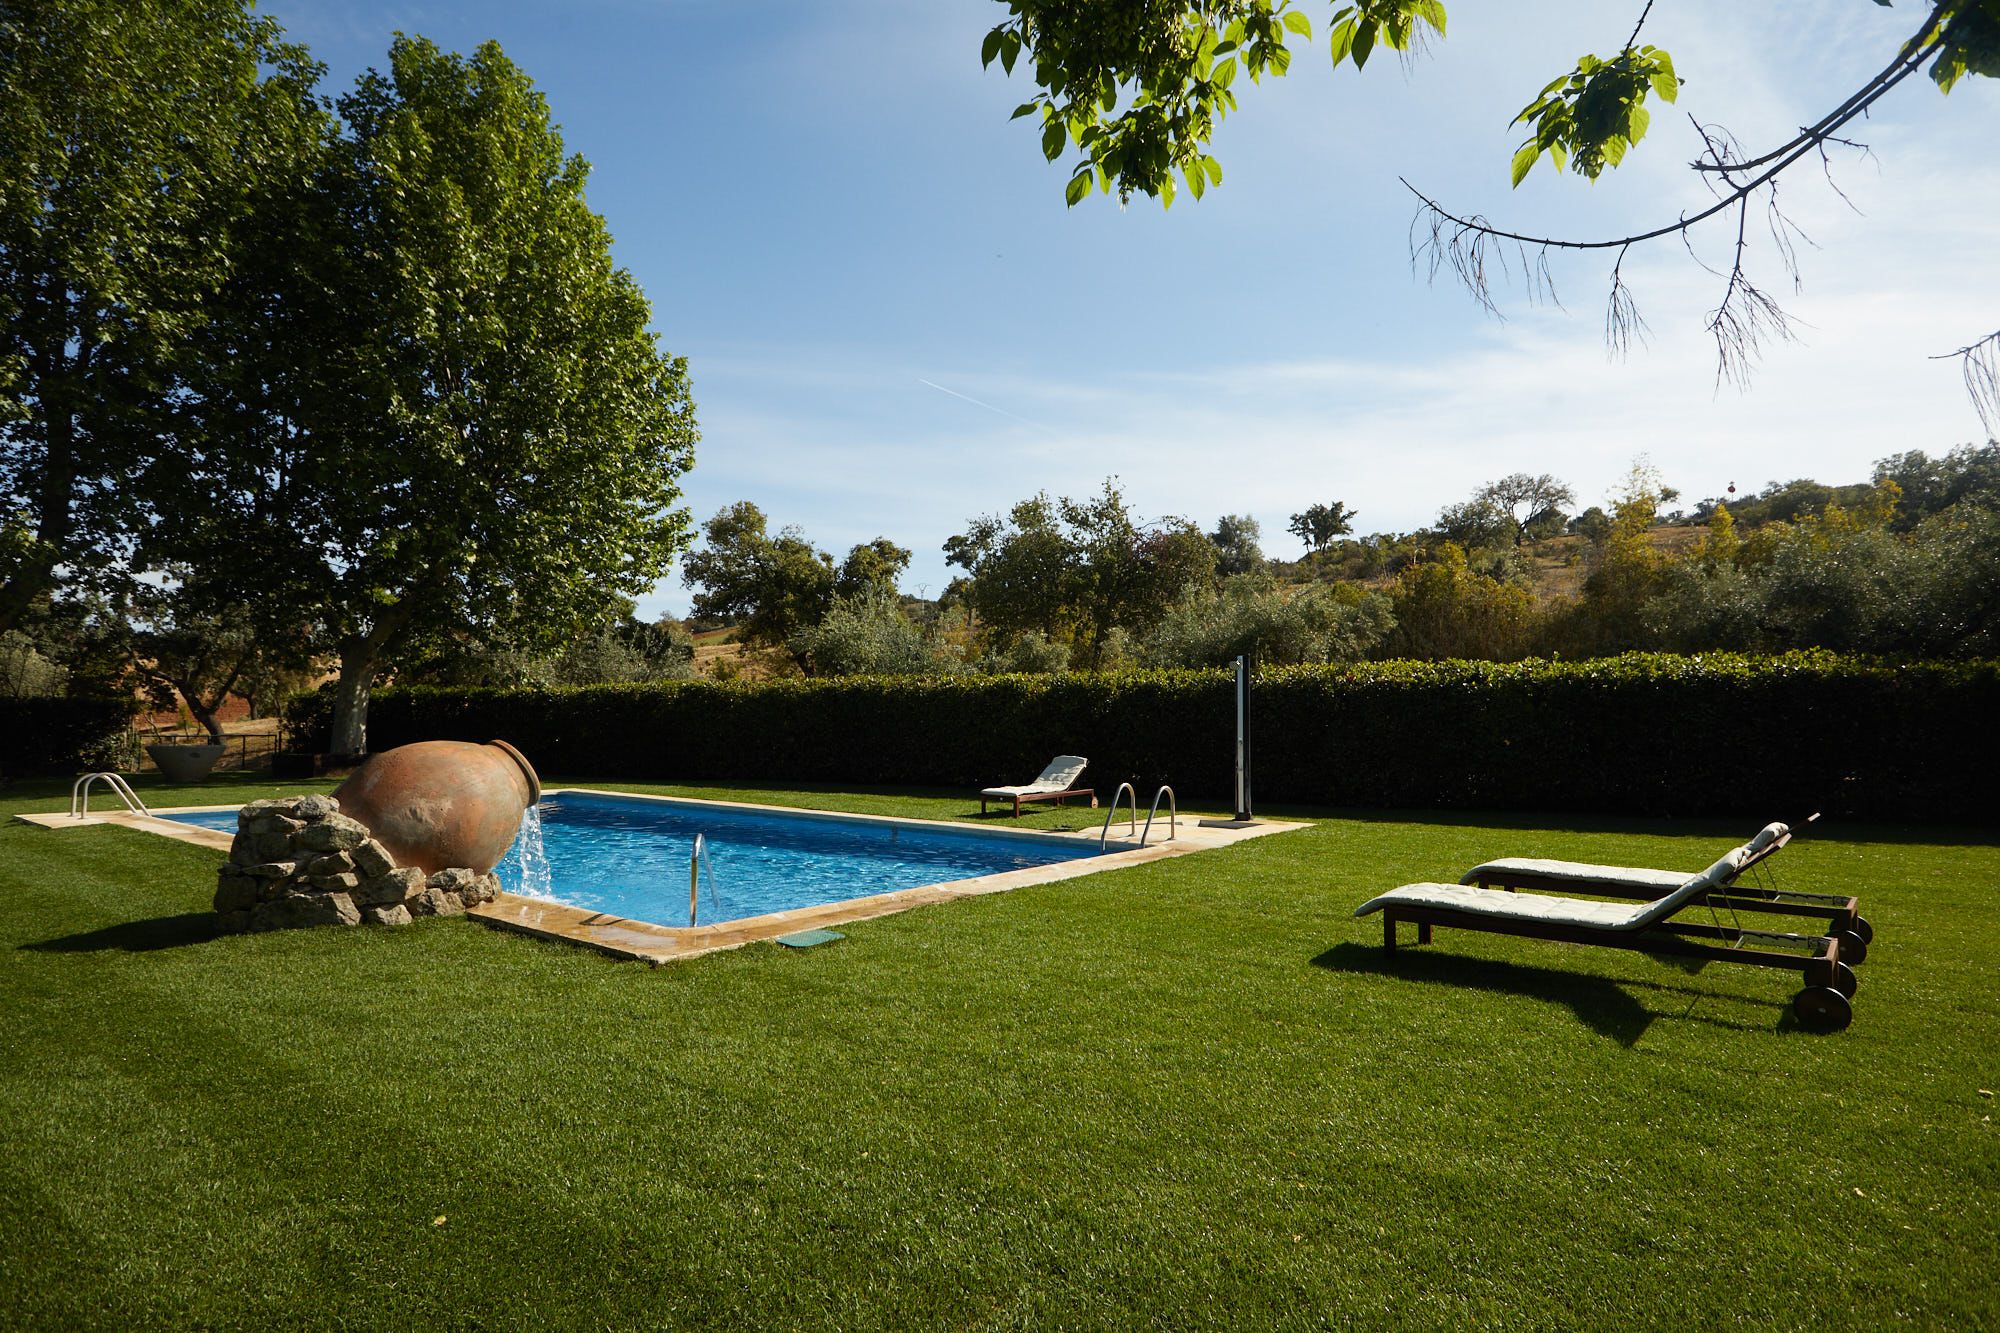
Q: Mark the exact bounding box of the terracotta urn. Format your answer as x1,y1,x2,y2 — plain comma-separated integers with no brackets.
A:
331,739,542,875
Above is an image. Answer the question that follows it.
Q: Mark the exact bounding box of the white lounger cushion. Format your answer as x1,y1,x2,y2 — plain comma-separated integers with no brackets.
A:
982,755,1088,799
1461,822,1789,891
1461,859,1691,892
1356,849,1748,933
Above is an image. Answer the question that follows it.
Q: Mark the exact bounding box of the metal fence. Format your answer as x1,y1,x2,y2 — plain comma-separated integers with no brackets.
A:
129,731,284,774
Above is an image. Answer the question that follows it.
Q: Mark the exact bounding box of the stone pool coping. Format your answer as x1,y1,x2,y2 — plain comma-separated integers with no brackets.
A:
16,787,1306,964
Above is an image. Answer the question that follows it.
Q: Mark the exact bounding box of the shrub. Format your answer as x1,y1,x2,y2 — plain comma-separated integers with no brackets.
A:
0,696,140,778
284,653,2000,821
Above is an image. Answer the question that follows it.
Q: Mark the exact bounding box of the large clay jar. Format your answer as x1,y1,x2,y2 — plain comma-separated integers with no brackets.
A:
331,740,542,876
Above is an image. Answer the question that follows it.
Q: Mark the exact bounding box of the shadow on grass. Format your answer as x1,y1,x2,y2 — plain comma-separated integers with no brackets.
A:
1310,942,1776,1046
23,913,220,954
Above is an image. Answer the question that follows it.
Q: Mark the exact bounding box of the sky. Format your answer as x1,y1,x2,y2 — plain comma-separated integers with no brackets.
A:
258,0,2000,616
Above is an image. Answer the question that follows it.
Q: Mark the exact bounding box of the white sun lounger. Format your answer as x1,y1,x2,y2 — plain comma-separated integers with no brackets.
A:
1460,815,1867,957
1353,841,1862,1031
980,755,1095,817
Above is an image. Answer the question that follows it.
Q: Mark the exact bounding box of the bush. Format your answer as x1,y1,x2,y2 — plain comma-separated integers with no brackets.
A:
0,696,139,778
284,653,2000,822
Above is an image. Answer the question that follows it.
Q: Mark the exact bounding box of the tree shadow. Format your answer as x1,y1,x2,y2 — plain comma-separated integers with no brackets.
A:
1309,942,1772,1046
23,913,220,954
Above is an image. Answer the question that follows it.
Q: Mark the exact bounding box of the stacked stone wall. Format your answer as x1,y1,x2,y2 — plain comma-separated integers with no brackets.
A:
214,795,500,933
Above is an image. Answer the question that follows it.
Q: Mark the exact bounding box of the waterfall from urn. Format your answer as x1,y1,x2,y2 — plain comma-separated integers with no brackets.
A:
509,803,554,899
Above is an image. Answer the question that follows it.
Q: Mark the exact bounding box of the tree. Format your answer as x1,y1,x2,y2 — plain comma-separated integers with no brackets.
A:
1433,497,1513,551
982,1,2000,412
682,502,836,663
835,538,914,601
1378,543,1536,660
0,0,320,636
790,589,936,677
1209,513,1266,576
1287,501,1357,552
165,37,698,753
1475,473,1575,544
947,480,1216,668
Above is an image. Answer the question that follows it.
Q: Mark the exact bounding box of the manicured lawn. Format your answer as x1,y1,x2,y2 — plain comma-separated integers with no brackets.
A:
2,772,1995,1328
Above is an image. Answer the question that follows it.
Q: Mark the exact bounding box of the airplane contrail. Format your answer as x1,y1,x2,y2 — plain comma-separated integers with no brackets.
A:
917,377,1049,430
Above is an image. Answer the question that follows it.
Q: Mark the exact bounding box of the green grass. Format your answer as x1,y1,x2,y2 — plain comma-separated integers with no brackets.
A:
2,771,1995,1329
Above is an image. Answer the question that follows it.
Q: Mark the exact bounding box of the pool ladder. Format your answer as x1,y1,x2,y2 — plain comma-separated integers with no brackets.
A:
688,833,722,926
1100,783,1176,850
71,772,151,820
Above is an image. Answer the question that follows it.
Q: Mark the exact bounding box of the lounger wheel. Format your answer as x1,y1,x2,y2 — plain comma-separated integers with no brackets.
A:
1792,986,1853,1032
1834,929,1868,966
1852,916,1874,946
1829,961,1858,998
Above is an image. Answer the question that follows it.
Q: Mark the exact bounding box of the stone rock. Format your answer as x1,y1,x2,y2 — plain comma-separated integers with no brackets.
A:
407,887,466,918
427,866,477,893
245,813,305,837
293,794,338,820
354,866,425,906
237,799,283,829
216,909,253,934
297,813,369,853
253,830,296,861
351,839,397,878
214,874,260,913
250,891,360,931
362,902,413,927
464,872,501,905
228,834,262,867
309,870,361,893
243,860,300,880
307,850,355,877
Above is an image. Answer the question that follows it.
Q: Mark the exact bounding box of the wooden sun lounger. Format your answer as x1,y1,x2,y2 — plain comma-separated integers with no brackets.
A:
980,756,1096,817
1355,845,1862,1031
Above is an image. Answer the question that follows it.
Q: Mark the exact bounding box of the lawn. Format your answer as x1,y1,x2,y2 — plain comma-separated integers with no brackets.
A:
2,772,1995,1329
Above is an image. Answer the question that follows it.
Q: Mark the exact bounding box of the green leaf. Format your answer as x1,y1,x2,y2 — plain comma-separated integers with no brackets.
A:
1329,16,1357,67
1213,56,1237,89
1650,69,1678,102
1064,172,1091,207
1204,155,1223,185
1041,122,1064,161
1009,101,1038,121
1000,32,1019,75
1270,43,1292,76
1185,163,1206,199
1626,103,1650,143
1352,19,1376,68
1159,172,1176,209
1283,10,1312,37
1510,140,1538,187
981,29,1003,68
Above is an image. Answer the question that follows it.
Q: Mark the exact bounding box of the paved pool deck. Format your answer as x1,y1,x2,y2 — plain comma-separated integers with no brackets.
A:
17,787,1306,964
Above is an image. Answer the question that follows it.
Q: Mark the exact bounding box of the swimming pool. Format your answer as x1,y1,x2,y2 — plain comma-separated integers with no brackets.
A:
164,791,1110,927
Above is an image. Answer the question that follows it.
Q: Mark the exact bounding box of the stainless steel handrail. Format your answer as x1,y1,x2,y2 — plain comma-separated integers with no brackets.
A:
70,772,150,819
1142,785,1177,846
1100,782,1138,850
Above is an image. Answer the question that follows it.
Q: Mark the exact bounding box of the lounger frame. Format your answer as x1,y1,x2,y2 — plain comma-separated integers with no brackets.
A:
980,786,1098,817
1377,902,1859,1027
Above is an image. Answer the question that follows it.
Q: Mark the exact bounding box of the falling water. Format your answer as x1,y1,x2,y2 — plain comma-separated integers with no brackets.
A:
509,803,554,899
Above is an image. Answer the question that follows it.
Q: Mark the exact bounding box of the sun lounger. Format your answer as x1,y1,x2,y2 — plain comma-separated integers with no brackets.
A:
1460,815,1870,961
980,755,1095,817
1354,843,1862,1031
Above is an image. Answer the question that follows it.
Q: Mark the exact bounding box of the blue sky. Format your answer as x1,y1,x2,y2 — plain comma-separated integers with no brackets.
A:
261,1,1999,616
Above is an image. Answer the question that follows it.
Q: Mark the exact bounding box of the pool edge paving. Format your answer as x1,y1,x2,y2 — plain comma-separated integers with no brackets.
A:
15,789,1307,965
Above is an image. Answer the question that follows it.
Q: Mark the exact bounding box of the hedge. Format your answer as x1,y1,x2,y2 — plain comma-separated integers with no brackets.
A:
0,696,139,778
284,653,2000,822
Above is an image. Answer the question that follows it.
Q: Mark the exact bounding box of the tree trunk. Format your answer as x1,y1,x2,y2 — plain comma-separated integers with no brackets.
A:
329,643,375,756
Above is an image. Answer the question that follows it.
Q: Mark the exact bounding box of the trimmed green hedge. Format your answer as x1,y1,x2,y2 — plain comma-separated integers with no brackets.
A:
0,696,139,778
285,654,2000,821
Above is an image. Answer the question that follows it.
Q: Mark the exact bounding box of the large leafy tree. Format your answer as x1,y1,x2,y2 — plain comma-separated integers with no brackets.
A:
0,0,320,635
682,502,911,668
168,37,698,753
983,0,2000,415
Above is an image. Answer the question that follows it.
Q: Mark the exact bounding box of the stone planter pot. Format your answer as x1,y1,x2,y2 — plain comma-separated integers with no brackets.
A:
147,742,226,784
331,739,542,875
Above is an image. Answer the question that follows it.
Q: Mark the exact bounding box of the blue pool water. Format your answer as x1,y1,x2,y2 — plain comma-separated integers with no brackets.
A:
163,793,1105,925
